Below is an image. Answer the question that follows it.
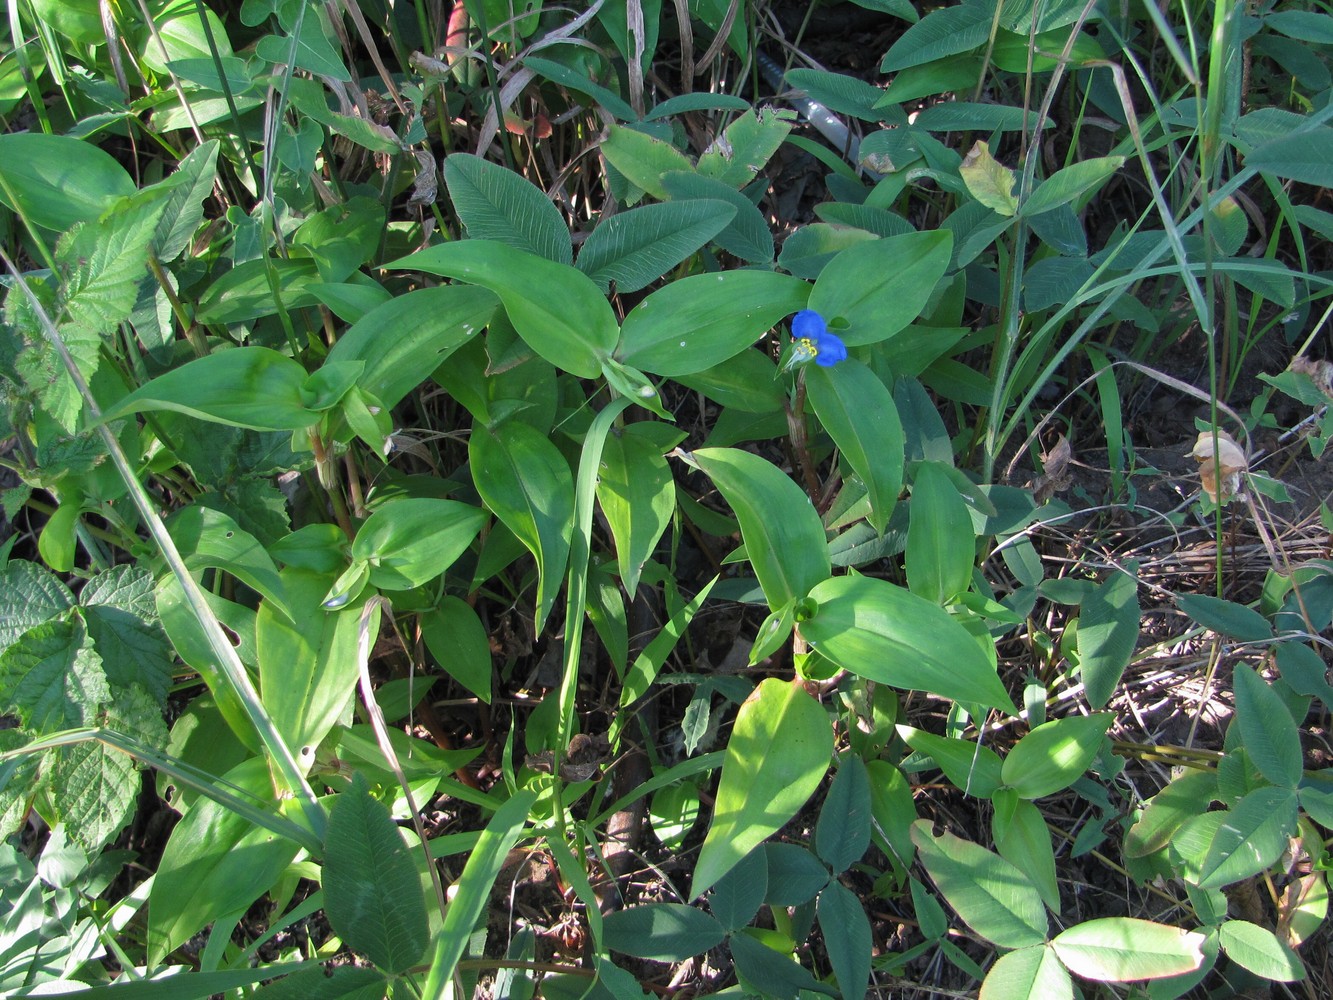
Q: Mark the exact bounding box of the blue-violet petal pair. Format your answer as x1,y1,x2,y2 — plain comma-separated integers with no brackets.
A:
790,309,847,368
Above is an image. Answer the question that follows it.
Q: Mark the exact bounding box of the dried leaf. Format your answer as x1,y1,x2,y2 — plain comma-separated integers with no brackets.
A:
1030,433,1073,503
1190,429,1247,502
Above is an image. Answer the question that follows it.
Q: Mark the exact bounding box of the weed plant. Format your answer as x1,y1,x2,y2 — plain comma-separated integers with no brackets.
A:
1,0,1333,997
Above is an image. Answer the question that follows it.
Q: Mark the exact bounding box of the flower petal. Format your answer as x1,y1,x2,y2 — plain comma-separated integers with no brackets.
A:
791,309,827,341
814,331,847,367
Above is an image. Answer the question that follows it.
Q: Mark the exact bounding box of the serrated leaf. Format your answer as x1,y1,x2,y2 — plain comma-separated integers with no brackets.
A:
0,560,75,654
51,734,139,853
444,152,573,264
324,773,429,973
0,619,110,732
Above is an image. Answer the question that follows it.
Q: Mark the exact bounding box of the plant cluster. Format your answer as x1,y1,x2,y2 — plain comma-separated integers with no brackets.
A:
1,0,1332,998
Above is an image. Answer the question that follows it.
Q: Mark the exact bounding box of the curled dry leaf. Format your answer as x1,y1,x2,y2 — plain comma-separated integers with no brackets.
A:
1031,433,1073,504
1291,356,1333,401
1189,428,1247,503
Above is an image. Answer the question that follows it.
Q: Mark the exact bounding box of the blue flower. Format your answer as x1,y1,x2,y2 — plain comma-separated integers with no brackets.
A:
790,309,847,368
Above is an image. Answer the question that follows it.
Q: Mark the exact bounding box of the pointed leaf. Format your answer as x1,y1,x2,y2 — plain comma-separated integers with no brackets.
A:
616,271,809,376
444,152,573,264
689,448,830,610
596,425,675,594
351,498,486,591
1001,714,1113,799
808,230,953,347
577,199,736,292
471,421,574,635
980,945,1072,1000
805,359,904,534
1197,785,1298,889
1076,568,1140,708
100,347,318,431
899,727,1002,798
388,241,616,378
324,773,429,973
801,575,1016,712
603,903,725,961
913,821,1047,948
0,133,135,232
905,461,974,603
691,678,832,897
1233,663,1302,788
815,753,872,873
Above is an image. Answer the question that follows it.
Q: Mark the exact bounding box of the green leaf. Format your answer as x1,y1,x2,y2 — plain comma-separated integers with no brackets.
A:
880,3,994,72
38,500,79,573
695,108,794,189
101,348,319,432
801,575,1016,712
729,931,831,1000
152,141,220,262
351,498,486,591
1246,127,1333,187
597,424,675,594
815,753,872,873
0,133,135,233
444,152,573,265
675,348,784,413
421,789,537,996
256,569,362,754
785,68,886,121
764,842,832,905
251,966,389,1000
420,597,493,702
522,55,637,122
1124,768,1217,858
979,945,1072,1000
0,560,75,654
1021,156,1125,217
916,103,1052,133
0,619,109,732
691,678,832,897
817,880,872,999
912,821,1047,948
576,199,736,292
148,757,303,964
708,847,767,931
50,722,141,852
1076,568,1140,709
1218,919,1306,982
600,124,695,200
616,271,809,376
81,566,174,705
324,773,429,973
660,170,775,262
166,506,289,618
470,421,574,635
993,799,1060,913
689,447,831,609
324,286,497,409
194,259,324,324
1233,663,1302,788
1051,917,1206,982
1177,593,1274,641
1001,714,1113,799
1196,785,1298,889
900,727,1002,798
388,241,617,378
808,230,953,347
603,903,726,961
960,141,1018,216
805,359,904,535
55,962,328,1000
905,461,974,603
